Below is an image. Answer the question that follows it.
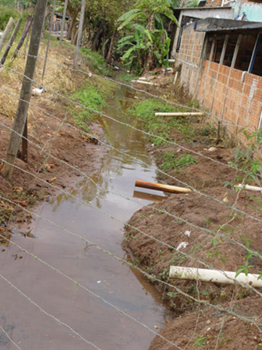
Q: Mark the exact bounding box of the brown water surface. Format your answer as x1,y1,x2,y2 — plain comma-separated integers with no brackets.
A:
0,87,173,350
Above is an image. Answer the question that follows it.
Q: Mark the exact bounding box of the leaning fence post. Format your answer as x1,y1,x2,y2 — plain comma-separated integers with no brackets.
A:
0,18,22,65
0,17,15,53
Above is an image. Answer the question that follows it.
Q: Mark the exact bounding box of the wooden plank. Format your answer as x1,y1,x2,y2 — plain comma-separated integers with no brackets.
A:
135,180,191,194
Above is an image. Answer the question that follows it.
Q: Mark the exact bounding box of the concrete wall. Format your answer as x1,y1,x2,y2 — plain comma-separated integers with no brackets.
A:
234,1,262,22
176,23,262,142
171,7,234,58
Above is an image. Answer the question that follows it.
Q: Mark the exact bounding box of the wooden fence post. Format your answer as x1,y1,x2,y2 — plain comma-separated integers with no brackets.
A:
0,19,22,65
0,17,15,53
1,0,48,179
73,0,85,69
12,15,33,59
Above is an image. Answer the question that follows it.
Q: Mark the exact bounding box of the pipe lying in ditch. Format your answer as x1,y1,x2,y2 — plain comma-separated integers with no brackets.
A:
234,184,262,192
135,180,191,194
169,266,262,288
155,112,204,117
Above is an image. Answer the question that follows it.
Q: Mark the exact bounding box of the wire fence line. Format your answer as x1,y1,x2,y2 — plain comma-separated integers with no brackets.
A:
1,63,261,182
1,93,262,264
0,272,102,350
0,324,22,350
1,44,262,347
1,71,262,227
0,232,184,350
1,124,262,267
1,197,262,336
1,156,262,299
13,45,257,135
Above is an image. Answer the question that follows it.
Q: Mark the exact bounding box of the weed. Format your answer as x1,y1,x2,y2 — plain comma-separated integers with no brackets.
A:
160,152,198,172
194,335,208,348
70,82,107,131
129,99,193,146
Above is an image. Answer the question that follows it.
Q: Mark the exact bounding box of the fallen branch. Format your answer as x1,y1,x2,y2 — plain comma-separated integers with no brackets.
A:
135,180,191,194
169,266,262,288
155,112,204,117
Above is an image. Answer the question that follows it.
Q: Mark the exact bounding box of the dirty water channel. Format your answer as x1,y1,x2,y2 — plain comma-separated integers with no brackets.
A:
0,87,174,350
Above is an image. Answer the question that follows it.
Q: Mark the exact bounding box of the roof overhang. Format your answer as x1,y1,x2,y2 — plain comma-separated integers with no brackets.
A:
195,17,262,32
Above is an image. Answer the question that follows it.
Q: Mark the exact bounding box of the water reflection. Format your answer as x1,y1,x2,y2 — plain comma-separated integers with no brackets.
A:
0,85,175,350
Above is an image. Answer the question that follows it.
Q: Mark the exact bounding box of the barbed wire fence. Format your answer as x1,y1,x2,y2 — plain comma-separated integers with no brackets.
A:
0,40,262,349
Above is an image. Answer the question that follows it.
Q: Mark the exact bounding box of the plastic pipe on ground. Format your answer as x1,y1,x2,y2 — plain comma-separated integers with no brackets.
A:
135,180,191,194
155,112,204,117
169,266,262,288
131,80,159,86
234,184,262,192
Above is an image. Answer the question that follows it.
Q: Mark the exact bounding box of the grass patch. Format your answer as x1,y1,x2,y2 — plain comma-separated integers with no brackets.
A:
160,152,198,172
80,47,112,76
70,78,117,132
129,99,194,146
71,82,106,132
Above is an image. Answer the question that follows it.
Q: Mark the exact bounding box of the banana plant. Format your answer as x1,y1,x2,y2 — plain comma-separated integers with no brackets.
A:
117,0,179,73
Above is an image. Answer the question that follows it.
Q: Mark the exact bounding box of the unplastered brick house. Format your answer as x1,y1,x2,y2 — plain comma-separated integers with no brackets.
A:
171,0,262,143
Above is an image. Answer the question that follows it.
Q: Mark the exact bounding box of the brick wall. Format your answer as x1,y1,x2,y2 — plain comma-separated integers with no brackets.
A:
205,0,223,6
196,61,262,142
177,23,205,96
176,24,262,144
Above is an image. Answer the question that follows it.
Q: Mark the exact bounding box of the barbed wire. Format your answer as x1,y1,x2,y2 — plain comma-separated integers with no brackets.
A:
0,232,184,350
1,43,262,346
1,196,262,334
0,324,22,350
20,45,258,135
1,130,262,270
2,62,261,184
1,117,262,267
0,272,102,350
1,73,262,227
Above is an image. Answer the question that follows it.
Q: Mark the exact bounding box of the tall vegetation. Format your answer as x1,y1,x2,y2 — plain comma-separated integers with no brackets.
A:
117,0,179,74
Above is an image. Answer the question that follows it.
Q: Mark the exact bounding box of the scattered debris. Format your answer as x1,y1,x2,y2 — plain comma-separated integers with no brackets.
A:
184,230,191,237
33,87,44,94
176,242,189,251
208,146,217,152
13,200,27,207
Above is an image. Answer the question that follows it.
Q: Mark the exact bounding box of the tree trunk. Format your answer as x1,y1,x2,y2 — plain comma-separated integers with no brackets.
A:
12,15,33,59
144,14,154,72
1,0,48,179
73,0,85,69
42,0,56,80
0,19,22,65
91,21,104,51
106,29,116,63
59,0,68,44
67,3,80,44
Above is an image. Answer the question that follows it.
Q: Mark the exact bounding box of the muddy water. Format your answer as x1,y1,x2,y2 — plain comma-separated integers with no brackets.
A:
0,87,173,350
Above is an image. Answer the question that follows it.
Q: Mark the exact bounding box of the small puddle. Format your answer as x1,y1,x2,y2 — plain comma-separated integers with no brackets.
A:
0,86,173,349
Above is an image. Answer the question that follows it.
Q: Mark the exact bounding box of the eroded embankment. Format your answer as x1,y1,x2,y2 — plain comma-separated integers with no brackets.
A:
123,109,262,348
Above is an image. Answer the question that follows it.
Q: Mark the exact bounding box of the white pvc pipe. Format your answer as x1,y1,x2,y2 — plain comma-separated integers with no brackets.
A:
235,184,262,192
155,112,204,117
169,266,262,288
131,80,159,86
